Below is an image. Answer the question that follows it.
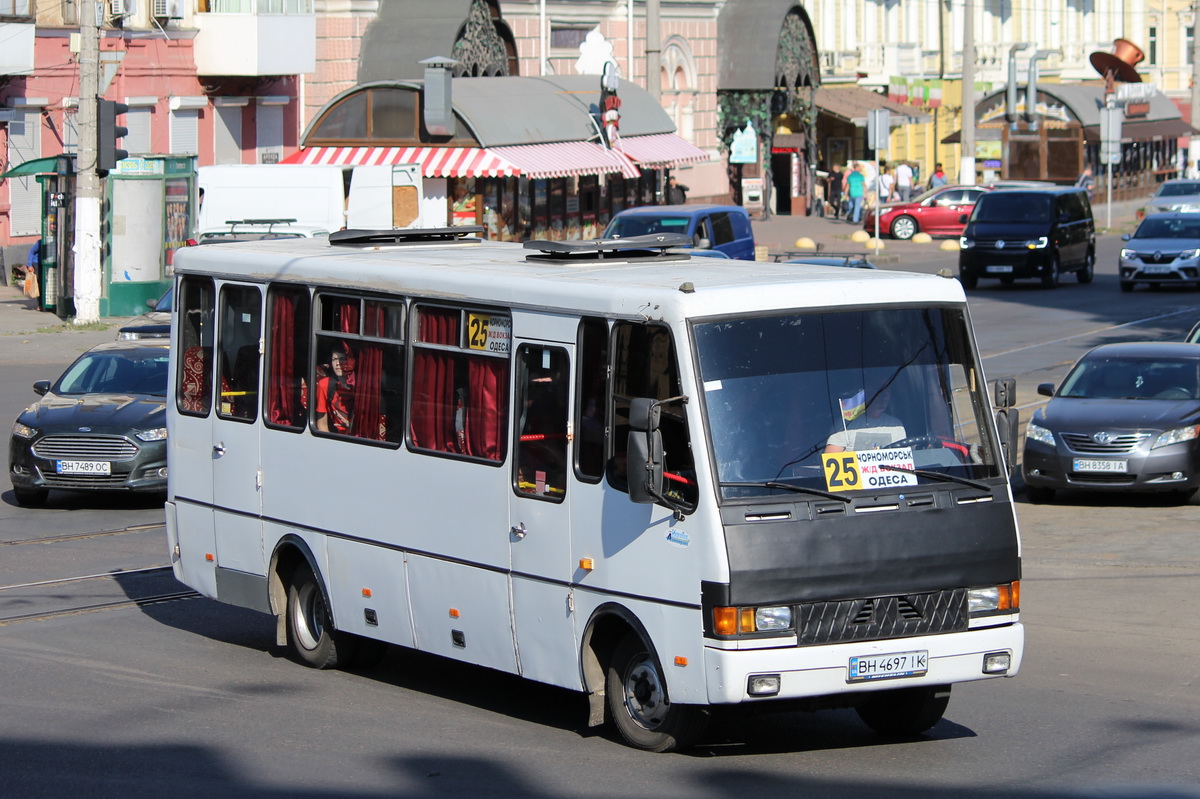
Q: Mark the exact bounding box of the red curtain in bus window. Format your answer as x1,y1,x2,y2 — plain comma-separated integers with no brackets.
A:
411,308,460,452
267,292,297,426
465,357,507,460
351,302,385,440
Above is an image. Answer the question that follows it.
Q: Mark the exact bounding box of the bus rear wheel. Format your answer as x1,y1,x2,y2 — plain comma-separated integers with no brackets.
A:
855,685,950,736
606,633,706,752
286,563,348,669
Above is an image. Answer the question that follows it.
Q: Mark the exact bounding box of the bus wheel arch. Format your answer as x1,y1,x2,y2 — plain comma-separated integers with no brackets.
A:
268,536,321,641
580,604,657,728
581,604,706,751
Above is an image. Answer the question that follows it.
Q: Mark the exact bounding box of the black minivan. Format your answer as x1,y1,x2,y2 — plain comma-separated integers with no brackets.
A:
958,187,1095,288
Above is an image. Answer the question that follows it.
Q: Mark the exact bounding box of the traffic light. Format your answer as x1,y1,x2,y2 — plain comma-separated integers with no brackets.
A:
97,98,129,174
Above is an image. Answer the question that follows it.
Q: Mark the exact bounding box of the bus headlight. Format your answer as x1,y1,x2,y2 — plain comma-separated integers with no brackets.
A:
968,581,1019,614
959,236,974,249
713,605,794,635
1025,236,1049,249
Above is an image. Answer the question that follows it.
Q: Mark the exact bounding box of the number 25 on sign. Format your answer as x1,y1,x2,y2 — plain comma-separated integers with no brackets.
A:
822,452,861,491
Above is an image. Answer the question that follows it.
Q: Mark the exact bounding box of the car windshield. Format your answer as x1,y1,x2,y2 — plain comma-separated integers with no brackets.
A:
1133,217,1200,239
1157,182,1200,198
153,287,173,312
973,193,1052,222
694,307,1002,499
1058,356,1200,400
54,350,170,396
606,216,691,237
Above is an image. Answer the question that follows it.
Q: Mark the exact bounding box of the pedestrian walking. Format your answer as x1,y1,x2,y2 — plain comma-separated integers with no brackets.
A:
827,165,843,219
1075,165,1095,201
928,163,947,190
894,160,914,202
846,164,866,224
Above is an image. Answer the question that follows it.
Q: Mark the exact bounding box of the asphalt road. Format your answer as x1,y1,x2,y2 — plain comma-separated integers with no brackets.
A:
0,229,1198,797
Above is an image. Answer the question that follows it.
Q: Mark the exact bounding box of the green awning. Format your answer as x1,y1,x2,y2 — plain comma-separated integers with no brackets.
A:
0,156,60,179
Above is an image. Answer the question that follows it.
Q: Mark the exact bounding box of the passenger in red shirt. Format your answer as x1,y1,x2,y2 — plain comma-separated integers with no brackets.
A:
316,348,355,434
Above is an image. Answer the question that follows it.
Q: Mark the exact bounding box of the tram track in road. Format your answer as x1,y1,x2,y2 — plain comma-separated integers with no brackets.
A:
0,521,164,548
0,565,197,626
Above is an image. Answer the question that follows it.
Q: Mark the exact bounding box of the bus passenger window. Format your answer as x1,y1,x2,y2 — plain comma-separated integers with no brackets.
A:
515,345,569,500
410,304,509,461
575,317,608,481
177,276,215,416
216,284,262,422
609,323,697,507
264,285,312,430
312,293,405,444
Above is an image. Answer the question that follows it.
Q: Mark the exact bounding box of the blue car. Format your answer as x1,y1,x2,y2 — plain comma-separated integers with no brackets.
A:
605,204,756,260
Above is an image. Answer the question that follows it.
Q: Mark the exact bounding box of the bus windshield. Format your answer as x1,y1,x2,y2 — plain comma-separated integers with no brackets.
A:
694,306,1001,499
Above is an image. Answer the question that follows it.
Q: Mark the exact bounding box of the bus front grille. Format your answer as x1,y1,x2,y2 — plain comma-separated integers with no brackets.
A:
795,588,968,646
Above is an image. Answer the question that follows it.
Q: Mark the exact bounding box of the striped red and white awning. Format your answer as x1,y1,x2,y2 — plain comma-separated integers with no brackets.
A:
282,142,642,180
489,141,641,180
617,133,710,168
281,146,520,178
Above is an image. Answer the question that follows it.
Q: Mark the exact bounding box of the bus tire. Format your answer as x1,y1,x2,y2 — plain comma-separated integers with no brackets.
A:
286,563,348,669
605,633,706,752
855,685,951,736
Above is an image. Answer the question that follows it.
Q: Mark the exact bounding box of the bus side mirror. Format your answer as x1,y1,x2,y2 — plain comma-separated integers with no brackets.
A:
993,377,1016,408
627,398,664,504
994,407,1020,476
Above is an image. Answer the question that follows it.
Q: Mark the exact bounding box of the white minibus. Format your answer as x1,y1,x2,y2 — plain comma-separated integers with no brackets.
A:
166,228,1023,752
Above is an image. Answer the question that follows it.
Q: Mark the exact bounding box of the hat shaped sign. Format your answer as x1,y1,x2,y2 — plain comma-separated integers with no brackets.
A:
1089,38,1145,83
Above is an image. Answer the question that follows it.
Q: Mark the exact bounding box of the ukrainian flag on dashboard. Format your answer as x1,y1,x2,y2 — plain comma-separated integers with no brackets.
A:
840,389,866,421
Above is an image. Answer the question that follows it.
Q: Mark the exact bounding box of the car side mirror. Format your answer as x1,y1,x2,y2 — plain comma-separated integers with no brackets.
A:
1037,382,1055,397
958,213,967,224
146,297,158,310
696,237,712,250
33,380,50,396
1121,233,1131,241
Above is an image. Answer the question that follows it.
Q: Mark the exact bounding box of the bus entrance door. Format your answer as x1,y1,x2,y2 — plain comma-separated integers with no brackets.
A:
211,284,264,575
509,338,578,688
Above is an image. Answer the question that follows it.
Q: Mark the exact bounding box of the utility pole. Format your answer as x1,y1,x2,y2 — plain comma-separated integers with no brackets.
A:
1191,0,1200,172
73,0,102,323
646,0,661,102
959,0,976,185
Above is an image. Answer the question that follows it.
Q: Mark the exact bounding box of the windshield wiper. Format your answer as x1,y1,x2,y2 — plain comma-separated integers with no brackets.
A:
879,465,990,491
719,481,852,503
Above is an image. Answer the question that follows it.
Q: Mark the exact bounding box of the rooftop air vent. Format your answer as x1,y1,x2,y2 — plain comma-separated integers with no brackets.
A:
329,226,485,247
523,233,693,264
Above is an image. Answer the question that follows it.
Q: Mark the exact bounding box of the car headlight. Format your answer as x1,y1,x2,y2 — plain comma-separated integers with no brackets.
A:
1153,424,1199,449
1180,249,1200,261
1025,420,1055,447
969,582,1019,614
1120,248,1136,259
12,421,37,439
1025,236,1049,249
135,427,168,442
959,236,974,249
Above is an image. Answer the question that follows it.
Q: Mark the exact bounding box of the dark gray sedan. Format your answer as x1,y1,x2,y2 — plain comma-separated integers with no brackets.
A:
1022,342,1200,503
8,339,170,506
1119,212,1200,291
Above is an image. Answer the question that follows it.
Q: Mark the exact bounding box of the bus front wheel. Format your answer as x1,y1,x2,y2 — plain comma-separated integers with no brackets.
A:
606,633,706,752
855,685,951,736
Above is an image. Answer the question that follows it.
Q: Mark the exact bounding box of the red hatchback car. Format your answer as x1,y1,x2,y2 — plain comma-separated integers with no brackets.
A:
864,184,992,240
